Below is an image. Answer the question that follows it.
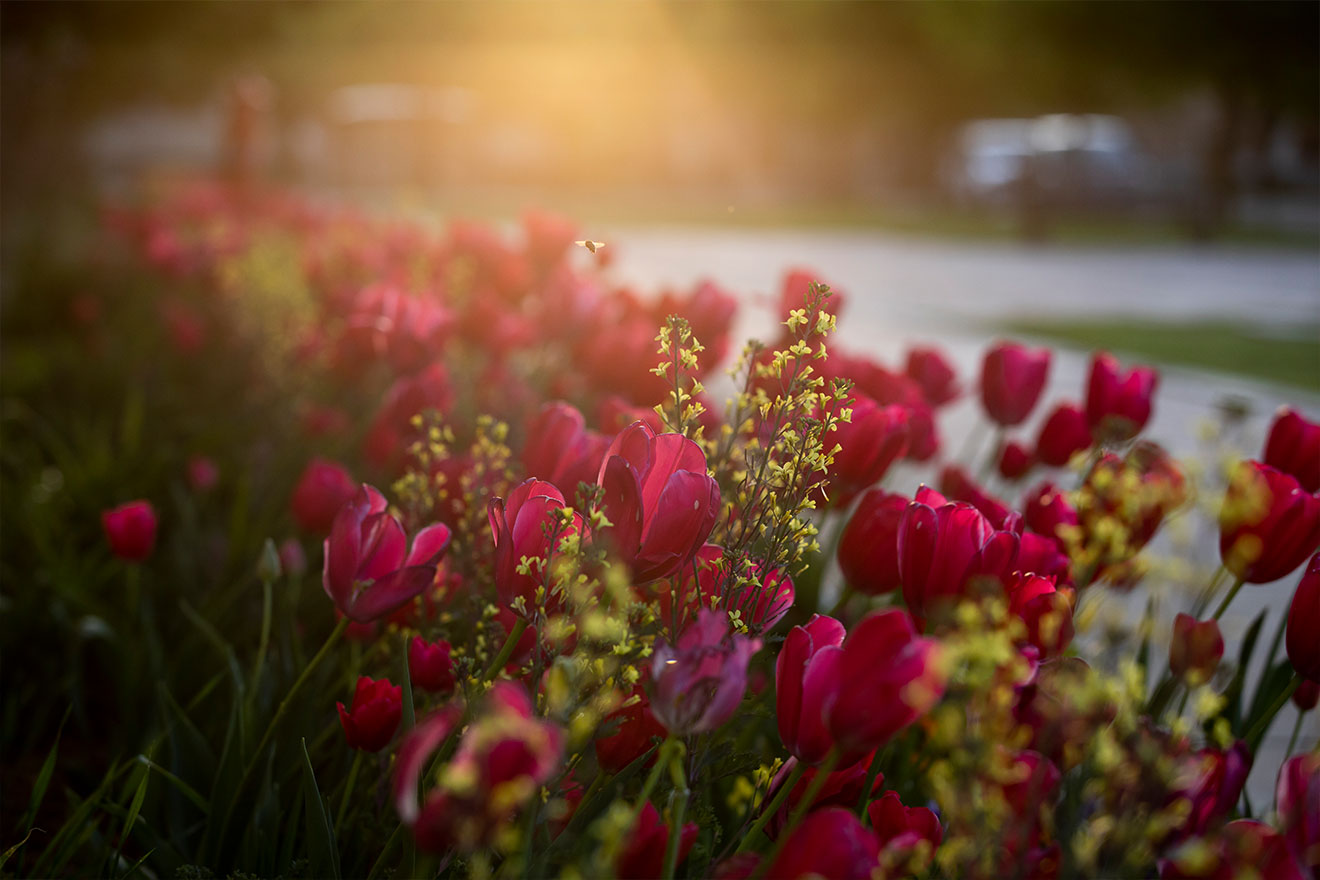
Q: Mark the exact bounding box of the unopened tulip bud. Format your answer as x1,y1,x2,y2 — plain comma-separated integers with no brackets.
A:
1170,614,1224,686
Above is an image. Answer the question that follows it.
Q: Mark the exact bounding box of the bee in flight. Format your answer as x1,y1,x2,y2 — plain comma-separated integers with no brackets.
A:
575,240,605,254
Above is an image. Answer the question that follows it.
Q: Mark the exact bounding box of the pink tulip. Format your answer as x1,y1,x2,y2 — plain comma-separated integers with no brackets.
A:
776,614,846,764
905,345,960,407
1219,461,1320,584
101,500,158,562
980,342,1051,427
837,490,909,596
488,478,583,617
290,457,357,534
1035,402,1092,468
337,676,402,752
1169,614,1224,686
1264,407,1320,493
649,609,760,735
1086,352,1158,442
1286,554,1320,681
1275,753,1320,877
818,396,909,508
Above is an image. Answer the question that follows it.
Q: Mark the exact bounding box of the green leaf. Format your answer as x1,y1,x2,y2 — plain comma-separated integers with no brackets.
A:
136,756,208,814
1223,609,1268,730
0,828,39,872
22,705,70,832
401,635,415,733
119,762,151,851
300,738,341,880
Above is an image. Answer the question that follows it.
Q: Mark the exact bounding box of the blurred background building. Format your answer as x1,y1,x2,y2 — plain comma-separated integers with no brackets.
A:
3,1,1318,239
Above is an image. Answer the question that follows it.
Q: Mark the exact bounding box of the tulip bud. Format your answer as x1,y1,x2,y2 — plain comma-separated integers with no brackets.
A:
337,675,403,752
187,455,219,492
408,637,457,694
837,490,909,596
1085,352,1158,442
817,396,909,508
905,346,959,407
1293,679,1319,711
1286,553,1320,682
776,615,846,764
256,538,282,583
998,440,1035,481
278,538,307,578
290,457,357,534
1264,407,1320,493
1035,402,1092,468
1169,613,1224,686
980,342,1051,427
101,500,158,562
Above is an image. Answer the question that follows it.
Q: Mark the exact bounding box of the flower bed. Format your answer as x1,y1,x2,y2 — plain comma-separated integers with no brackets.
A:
3,181,1318,879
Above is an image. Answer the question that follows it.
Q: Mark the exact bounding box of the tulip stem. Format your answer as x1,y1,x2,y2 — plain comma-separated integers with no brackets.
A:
248,576,274,714
482,617,529,682
1245,676,1300,750
214,614,349,859
662,751,690,880
1285,708,1305,758
1210,578,1245,621
335,749,364,833
628,736,682,835
753,749,840,877
736,760,807,853
855,747,886,817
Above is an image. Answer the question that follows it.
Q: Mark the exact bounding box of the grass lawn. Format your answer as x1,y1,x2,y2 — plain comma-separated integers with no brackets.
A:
1005,319,1320,392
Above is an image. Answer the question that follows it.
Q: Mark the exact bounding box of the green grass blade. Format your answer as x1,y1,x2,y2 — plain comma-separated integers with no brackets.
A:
21,705,70,832
300,738,341,880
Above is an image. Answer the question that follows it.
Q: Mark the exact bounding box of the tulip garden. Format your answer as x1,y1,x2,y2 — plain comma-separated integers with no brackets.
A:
3,180,1318,880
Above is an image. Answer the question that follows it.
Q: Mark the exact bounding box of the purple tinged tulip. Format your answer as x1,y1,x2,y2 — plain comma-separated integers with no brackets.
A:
1085,352,1158,442
597,421,721,583
1219,460,1320,584
775,614,846,764
980,342,1051,427
1287,554,1320,682
323,485,451,623
649,609,761,735
1265,407,1320,493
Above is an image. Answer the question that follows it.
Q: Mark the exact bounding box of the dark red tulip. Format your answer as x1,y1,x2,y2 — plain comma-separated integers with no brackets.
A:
616,802,698,880
905,346,960,407
595,686,666,773
1286,554,1320,681
1264,407,1320,493
767,807,880,880
101,500,158,562
1275,753,1320,877
650,610,760,735
1086,352,1158,442
521,402,610,494
818,396,909,508
1160,819,1308,880
1219,461,1320,584
1293,678,1319,710
408,637,456,694
898,487,1019,619
980,342,1051,427
1175,741,1252,838
488,478,582,617
652,544,794,633
1006,573,1074,658
1169,614,1224,686
776,615,846,764
1015,532,1072,586
760,752,884,840
825,610,945,762
938,465,1016,530
1022,482,1079,554
837,490,909,596
323,484,451,623
597,421,720,583
868,790,943,877
1035,402,1092,468
290,457,357,534
998,440,1035,481
338,675,403,752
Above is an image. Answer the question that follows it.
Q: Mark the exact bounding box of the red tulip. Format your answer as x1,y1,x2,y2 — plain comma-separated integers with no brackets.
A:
1022,482,1079,553
904,402,941,462
998,440,1035,481
938,465,1016,530
101,500,158,562
868,790,943,877
323,484,451,623
1293,679,1319,710
1015,532,1072,586
1275,753,1320,877
488,478,583,617
186,455,219,493
1286,554,1320,681
1006,573,1074,657
408,637,456,694
759,752,885,840
1169,614,1224,686
290,457,357,533
521,402,610,495
905,346,960,407
778,267,845,328
595,686,666,773
818,396,909,508
337,675,402,752
980,342,1051,427
1174,741,1252,837
766,807,880,880
1160,819,1307,880
837,490,909,596
898,486,1019,620
649,609,761,735
1034,402,1092,468
597,421,720,583
776,615,846,764
1264,407,1320,493
1219,461,1320,584
1085,352,1158,442
825,610,945,763
616,802,698,880
652,545,795,633
363,364,455,471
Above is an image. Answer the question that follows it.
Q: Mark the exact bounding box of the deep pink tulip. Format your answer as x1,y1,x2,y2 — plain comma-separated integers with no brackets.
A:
597,421,720,583
938,465,1016,530
1016,531,1073,586
1219,461,1320,584
898,486,1019,619
1275,753,1320,876
595,686,666,773
649,609,761,735
363,364,454,471
766,807,880,880
837,490,909,596
323,485,451,623
825,610,945,763
278,538,307,577
1286,554,1320,681
905,345,959,407
337,675,402,752
616,802,698,880
1035,402,1092,468
1175,741,1252,837
1265,407,1320,493
980,342,1051,427
652,544,795,633
778,267,845,328
1169,614,1224,686
818,396,909,508
1293,678,1319,710
1160,819,1308,880
290,457,357,533
1022,482,1079,553
187,455,219,492
868,790,943,876
998,440,1035,481
776,615,846,764
521,402,610,494
904,401,941,462
488,478,583,616
760,752,885,840
101,500,158,562
1007,573,1074,658
1086,352,1158,442
408,637,456,694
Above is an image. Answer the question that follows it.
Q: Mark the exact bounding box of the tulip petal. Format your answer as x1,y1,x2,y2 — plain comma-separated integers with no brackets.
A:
358,512,409,581
600,455,645,563
635,470,720,582
393,706,461,824
347,564,439,622
406,522,452,568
